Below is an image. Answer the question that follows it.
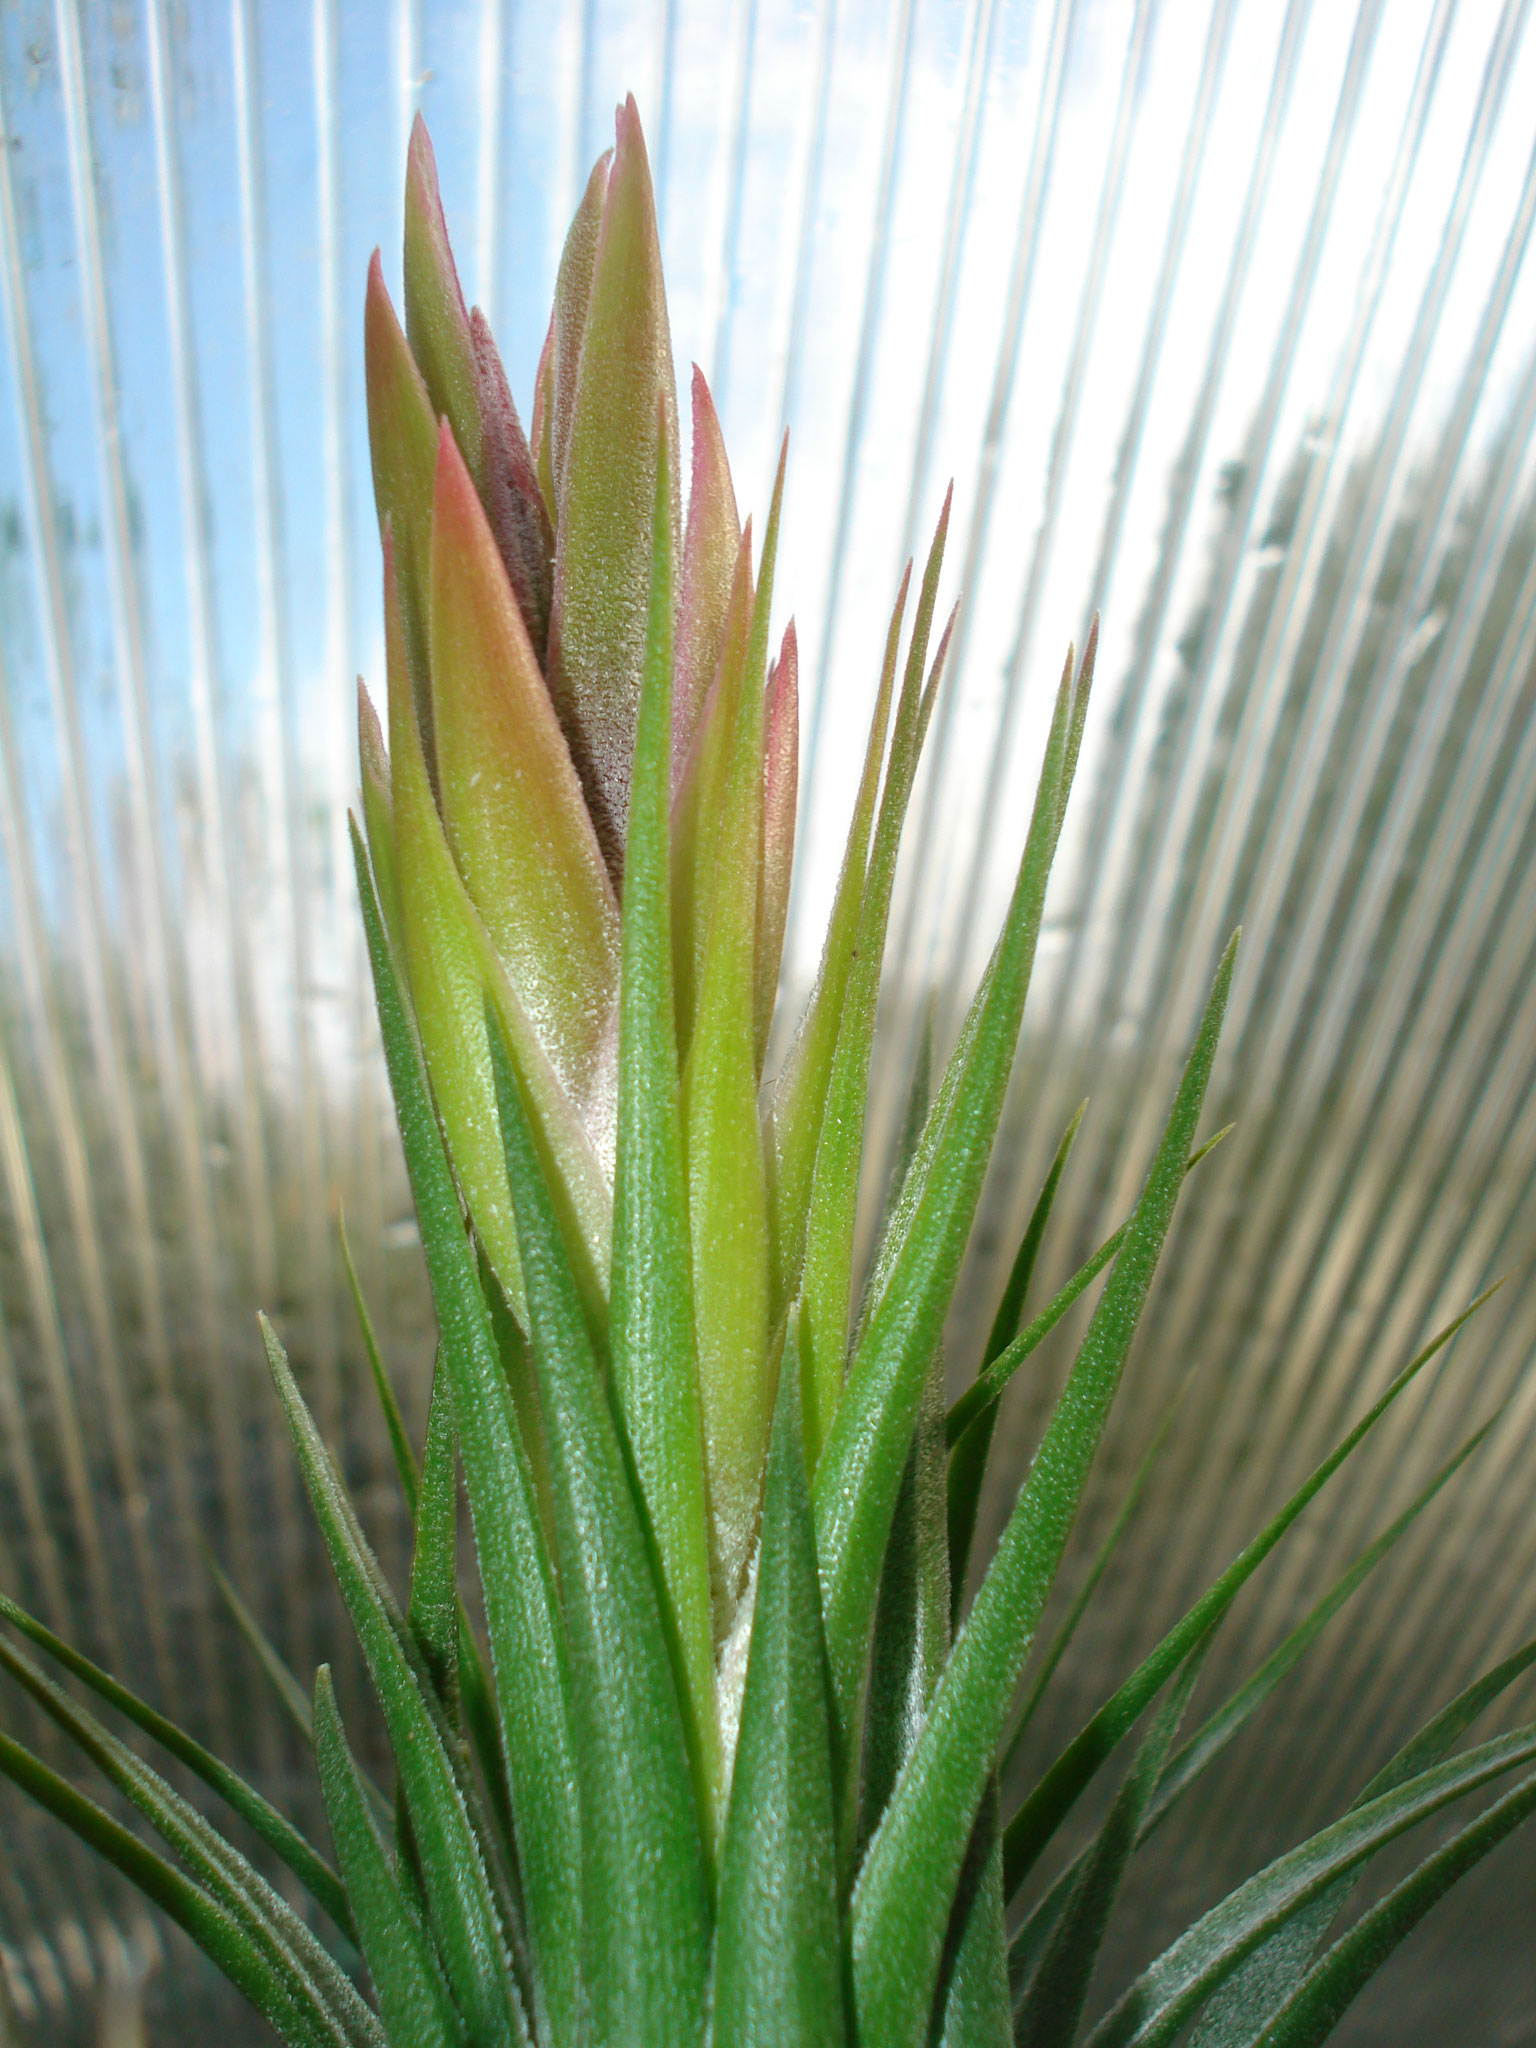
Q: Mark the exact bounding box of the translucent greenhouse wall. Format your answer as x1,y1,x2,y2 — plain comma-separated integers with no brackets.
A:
1,0,1535,2035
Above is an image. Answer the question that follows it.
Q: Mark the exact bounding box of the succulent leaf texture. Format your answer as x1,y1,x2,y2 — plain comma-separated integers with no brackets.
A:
2,97,1532,2048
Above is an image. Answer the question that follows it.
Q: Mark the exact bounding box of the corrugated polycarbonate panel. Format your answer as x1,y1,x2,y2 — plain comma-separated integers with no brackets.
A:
1,0,1535,2034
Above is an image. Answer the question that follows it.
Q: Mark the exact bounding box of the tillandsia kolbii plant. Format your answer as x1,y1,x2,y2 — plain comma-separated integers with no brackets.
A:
2,93,1535,2048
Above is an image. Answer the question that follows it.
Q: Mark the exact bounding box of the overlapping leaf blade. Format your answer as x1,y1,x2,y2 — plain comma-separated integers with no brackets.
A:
849,931,1236,2048
610,423,719,1829
1081,1723,1536,2048
353,822,582,2048
815,641,1094,1777
261,1317,525,2047
1003,1282,1503,1900
314,1665,467,2048
489,1008,711,2044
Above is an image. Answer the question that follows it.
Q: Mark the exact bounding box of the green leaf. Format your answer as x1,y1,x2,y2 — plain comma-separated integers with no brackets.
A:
815,643,1096,1779
765,560,909,1312
429,419,621,1136
549,95,679,863
1245,1767,1536,2048
682,443,787,1620
757,618,799,1064
1014,1632,1214,2048
853,630,1096,1345
946,1124,1233,1449
0,1584,350,1940
936,1788,1010,2048
798,497,953,1467
1002,1386,1187,1772
0,1629,377,2048
1154,1413,1505,1847
0,1729,340,2048
1002,1416,1509,2017
672,526,753,1060
848,931,1235,2048
712,1320,847,2048
1080,1721,1536,2048
314,1666,468,2048
260,1317,525,2046
860,1348,951,1858
610,420,720,1839
948,1101,1086,1620
1186,1611,1536,2048
673,365,743,790
1002,1280,1504,1901
489,1008,712,2042
409,1359,460,1723
340,1204,420,1518
353,817,583,2048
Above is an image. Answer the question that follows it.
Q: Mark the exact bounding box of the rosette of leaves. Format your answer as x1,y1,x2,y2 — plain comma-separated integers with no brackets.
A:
2,98,1533,2048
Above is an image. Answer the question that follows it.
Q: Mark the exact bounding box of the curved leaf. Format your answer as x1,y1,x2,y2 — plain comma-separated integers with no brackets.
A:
314,1666,467,2048
1003,1281,1504,1900
849,933,1236,2048
0,1730,338,2048
1081,1723,1536,2048
261,1319,525,2047
0,1584,350,1940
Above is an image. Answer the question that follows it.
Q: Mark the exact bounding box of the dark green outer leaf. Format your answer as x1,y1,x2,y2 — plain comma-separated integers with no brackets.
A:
261,1318,526,2048
1081,1722,1536,2048
849,932,1236,2048
815,650,1088,1789
353,820,583,2048
0,1584,349,1940
490,1013,711,2047
948,1102,1086,1621
1002,1280,1503,1901
0,1630,376,2048
0,1729,334,2048
1015,1633,1214,2048
610,419,719,1836
937,1786,1010,2048
946,1126,1232,1449
860,1348,951,1861
1248,1767,1536,2048
1003,1384,1186,1773
712,1322,847,2048
1178,1430,1513,2048
1006,1409,1503,2005
409,1360,460,1722
314,1666,468,2048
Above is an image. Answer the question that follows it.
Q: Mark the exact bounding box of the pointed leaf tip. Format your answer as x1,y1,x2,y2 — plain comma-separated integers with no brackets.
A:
549,101,679,871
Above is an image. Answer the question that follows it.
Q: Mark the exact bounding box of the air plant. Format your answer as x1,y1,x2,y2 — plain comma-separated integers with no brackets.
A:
1,95,1533,2048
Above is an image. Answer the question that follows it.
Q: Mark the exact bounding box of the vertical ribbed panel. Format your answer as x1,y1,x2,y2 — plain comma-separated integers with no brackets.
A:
0,1,1534,2035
